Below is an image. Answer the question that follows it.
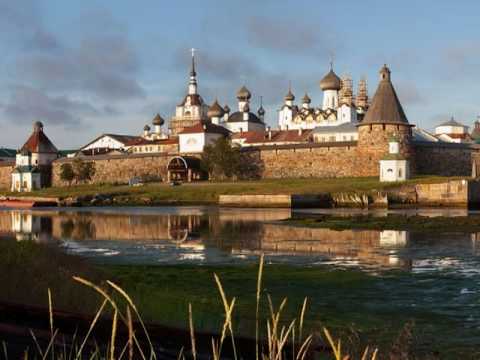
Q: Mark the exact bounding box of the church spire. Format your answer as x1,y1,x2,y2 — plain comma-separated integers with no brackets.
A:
188,48,198,95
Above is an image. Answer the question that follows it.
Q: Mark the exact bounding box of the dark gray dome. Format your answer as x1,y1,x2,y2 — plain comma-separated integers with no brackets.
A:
152,113,165,126
320,69,341,91
302,93,311,104
207,99,225,118
237,86,251,100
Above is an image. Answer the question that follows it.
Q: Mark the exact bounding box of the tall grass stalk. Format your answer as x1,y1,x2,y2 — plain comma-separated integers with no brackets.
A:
213,273,238,360
188,303,196,360
7,257,380,359
256,253,264,360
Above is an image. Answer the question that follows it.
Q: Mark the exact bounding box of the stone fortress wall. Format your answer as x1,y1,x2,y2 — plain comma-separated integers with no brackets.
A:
43,140,480,188
0,163,14,190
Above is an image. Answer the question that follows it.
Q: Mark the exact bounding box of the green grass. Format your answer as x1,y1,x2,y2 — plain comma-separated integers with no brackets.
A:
0,176,465,205
284,213,480,233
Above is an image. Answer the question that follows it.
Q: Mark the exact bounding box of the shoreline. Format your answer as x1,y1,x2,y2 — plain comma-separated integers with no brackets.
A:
1,177,478,209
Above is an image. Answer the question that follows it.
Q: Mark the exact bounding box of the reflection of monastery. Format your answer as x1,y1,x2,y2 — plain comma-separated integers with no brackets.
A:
1,210,478,270
2,51,480,190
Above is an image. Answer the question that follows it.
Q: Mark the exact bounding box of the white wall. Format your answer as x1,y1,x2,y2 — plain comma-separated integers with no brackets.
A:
31,152,57,166
11,172,41,192
179,132,224,153
179,133,205,153
337,104,357,125
435,125,467,135
225,121,265,133
322,90,338,110
380,160,409,182
313,131,358,143
82,136,126,151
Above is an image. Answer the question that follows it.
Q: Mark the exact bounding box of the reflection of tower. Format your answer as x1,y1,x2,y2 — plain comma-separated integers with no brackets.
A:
11,211,52,242
379,230,409,247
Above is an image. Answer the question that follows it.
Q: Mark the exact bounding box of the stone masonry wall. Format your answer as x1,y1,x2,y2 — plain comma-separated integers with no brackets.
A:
357,123,415,176
244,142,360,178
414,143,475,176
48,140,480,188
52,154,172,186
0,163,14,190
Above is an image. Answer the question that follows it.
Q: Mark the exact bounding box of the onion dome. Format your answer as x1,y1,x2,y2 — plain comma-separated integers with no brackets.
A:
237,86,251,100
243,103,250,112
258,105,265,116
144,124,151,131
285,88,295,101
223,104,231,114
207,99,225,118
33,121,44,131
152,113,165,126
302,93,311,104
319,68,341,91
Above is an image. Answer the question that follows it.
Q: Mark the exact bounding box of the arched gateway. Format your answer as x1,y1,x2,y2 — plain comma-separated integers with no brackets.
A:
167,156,206,182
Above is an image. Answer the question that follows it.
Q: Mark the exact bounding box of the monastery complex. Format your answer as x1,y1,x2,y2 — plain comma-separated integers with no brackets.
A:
2,52,480,191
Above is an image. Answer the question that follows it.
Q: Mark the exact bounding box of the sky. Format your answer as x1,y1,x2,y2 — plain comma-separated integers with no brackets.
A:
0,0,479,149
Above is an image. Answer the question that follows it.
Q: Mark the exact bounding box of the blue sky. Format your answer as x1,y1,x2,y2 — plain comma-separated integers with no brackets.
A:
0,0,479,148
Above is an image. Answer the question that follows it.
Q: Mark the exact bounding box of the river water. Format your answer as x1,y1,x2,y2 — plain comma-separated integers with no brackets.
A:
0,206,479,356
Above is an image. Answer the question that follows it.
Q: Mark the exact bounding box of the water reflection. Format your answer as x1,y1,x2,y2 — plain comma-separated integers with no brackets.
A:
0,208,477,271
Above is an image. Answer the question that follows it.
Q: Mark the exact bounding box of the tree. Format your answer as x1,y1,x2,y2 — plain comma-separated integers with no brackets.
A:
59,163,75,185
72,158,96,184
201,137,243,180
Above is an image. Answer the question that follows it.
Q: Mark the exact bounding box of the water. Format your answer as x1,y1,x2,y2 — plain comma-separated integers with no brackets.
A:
1,206,479,355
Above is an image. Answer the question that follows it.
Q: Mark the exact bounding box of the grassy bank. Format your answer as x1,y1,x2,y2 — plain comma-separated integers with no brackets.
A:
0,239,475,358
101,264,470,358
284,213,480,233
1,176,464,205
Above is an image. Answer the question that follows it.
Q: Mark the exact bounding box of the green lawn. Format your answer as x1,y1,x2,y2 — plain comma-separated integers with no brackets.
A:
1,176,465,205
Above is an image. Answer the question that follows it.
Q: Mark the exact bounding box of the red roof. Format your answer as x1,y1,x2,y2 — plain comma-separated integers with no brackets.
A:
178,122,231,136
21,129,58,153
128,138,179,146
232,129,313,144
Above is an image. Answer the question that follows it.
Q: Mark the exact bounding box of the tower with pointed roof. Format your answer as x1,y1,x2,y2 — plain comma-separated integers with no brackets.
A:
12,121,59,191
169,49,209,136
357,65,414,176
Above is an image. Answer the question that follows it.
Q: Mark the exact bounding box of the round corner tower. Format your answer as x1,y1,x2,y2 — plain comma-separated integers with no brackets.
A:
356,65,415,176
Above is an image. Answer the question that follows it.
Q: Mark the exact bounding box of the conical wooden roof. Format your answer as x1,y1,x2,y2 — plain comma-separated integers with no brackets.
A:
21,122,58,153
362,65,409,125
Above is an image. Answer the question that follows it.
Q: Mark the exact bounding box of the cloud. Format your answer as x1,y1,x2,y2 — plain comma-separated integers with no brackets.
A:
247,16,336,57
16,33,145,101
3,85,101,128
